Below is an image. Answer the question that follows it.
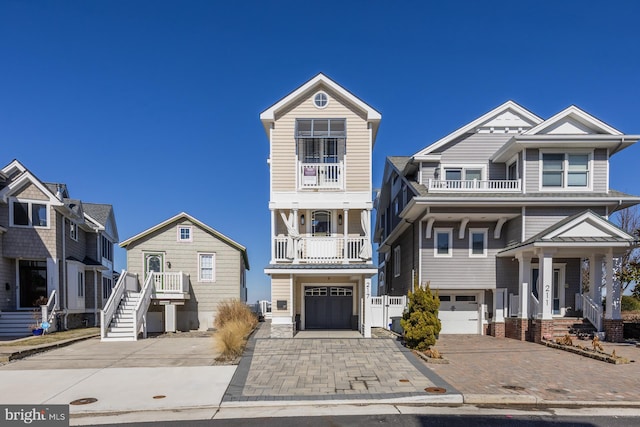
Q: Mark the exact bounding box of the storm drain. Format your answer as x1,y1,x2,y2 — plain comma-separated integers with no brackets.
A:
502,385,526,391
153,395,166,399
399,379,410,383
70,398,97,405
425,387,446,394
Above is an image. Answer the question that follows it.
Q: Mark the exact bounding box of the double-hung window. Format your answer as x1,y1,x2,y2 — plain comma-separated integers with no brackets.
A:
10,199,48,228
199,253,216,282
393,246,401,277
541,152,590,189
177,225,192,242
434,228,453,257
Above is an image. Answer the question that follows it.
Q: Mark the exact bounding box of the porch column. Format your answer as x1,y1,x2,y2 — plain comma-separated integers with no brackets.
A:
343,208,349,264
604,250,624,342
589,254,603,304
516,254,531,319
292,208,299,264
270,209,276,263
363,278,372,338
538,251,554,320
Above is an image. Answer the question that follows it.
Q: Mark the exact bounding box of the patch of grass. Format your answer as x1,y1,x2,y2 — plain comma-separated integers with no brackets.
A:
0,327,99,347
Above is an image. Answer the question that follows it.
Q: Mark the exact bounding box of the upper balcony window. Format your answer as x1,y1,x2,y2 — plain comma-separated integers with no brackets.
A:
541,152,590,189
10,199,48,228
296,119,346,189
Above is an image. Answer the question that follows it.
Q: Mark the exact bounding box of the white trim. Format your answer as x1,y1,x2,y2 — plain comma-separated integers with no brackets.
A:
264,268,378,275
313,91,329,109
434,228,453,258
177,225,193,243
9,197,51,229
0,168,64,206
469,228,488,258
524,105,622,136
198,252,216,283
543,211,634,240
69,220,78,242
440,164,487,182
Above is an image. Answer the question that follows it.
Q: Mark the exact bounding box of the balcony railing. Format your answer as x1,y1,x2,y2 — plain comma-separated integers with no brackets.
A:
299,162,344,190
427,178,521,192
274,235,367,263
151,272,189,295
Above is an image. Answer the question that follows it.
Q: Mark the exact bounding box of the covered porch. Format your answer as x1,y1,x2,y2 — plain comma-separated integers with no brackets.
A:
494,211,636,343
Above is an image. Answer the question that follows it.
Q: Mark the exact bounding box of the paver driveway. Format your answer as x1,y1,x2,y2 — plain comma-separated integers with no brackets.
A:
427,335,640,403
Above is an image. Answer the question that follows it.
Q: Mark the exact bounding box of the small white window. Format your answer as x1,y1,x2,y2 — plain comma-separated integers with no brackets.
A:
177,226,192,242
69,222,78,241
313,92,328,108
393,246,401,277
469,228,488,257
434,228,453,257
77,271,84,297
305,287,328,296
198,253,216,282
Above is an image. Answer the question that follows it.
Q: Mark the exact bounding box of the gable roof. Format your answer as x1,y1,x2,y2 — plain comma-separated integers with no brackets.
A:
413,100,543,158
120,212,249,269
0,159,64,206
84,203,119,241
499,210,636,256
260,73,381,141
524,105,622,136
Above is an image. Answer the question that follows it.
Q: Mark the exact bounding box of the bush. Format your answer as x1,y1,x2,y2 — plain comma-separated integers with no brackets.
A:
213,300,258,361
622,295,640,312
400,282,442,351
214,299,258,330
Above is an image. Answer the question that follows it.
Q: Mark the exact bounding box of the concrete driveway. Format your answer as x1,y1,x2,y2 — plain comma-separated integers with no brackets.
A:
426,335,640,404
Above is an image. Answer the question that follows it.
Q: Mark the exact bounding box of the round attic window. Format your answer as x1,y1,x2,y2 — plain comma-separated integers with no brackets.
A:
314,92,328,108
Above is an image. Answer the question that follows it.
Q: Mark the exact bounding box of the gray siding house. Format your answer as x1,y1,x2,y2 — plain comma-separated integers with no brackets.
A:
113,212,248,338
374,101,640,343
0,159,118,336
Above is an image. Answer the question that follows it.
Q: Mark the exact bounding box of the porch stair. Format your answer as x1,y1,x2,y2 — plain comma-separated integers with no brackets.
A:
102,292,141,342
552,317,597,340
0,312,36,337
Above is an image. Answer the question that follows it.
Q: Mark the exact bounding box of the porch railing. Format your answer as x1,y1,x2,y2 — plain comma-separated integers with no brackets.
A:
574,293,583,312
274,235,367,263
530,293,540,319
298,162,344,190
101,270,136,339
152,272,189,294
427,178,521,192
582,294,603,332
40,289,59,332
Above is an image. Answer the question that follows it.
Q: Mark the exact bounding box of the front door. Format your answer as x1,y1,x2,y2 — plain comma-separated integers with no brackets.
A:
144,253,164,282
18,260,47,308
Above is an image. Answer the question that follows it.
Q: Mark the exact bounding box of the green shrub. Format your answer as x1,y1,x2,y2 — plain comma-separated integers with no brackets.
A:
400,282,442,351
622,295,640,312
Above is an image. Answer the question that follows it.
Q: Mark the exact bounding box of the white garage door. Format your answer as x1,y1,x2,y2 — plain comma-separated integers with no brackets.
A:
438,294,479,334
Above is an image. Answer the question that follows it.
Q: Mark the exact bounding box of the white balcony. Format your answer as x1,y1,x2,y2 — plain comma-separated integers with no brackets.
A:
427,178,521,192
151,272,190,300
274,235,368,263
299,162,344,190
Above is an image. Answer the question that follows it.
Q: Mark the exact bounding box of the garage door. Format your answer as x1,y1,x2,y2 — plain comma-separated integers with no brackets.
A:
438,294,479,334
305,287,353,329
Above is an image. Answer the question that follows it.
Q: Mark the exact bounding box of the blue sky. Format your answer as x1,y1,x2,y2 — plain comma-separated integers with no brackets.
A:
2,1,640,302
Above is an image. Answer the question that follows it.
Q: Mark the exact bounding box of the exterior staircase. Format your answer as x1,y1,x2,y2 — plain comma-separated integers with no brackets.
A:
102,292,141,341
0,311,37,337
552,317,597,340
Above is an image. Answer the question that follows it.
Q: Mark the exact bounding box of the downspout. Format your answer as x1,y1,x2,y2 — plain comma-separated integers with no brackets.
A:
93,268,98,327
62,216,69,330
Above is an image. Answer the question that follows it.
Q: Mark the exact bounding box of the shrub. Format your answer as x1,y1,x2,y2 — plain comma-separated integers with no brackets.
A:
215,320,250,359
214,299,258,330
400,282,442,351
622,295,640,312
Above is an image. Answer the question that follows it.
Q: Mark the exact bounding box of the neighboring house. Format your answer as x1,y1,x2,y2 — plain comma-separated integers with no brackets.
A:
374,101,640,343
0,159,118,336
115,212,249,338
261,73,379,338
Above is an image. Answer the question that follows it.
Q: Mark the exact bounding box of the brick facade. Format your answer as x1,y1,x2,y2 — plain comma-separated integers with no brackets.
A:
531,319,554,343
505,318,530,341
490,322,505,338
603,319,624,343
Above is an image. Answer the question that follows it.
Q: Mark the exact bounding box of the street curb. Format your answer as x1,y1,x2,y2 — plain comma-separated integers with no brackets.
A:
0,333,99,363
464,394,539,405
220,394,464,408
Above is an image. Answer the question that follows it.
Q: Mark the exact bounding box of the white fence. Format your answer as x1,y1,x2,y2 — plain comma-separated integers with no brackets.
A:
370,295,407,329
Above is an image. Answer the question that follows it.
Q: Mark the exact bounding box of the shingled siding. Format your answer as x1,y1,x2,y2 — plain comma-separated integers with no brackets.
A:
421,221,505,290
125,219,243,331
3,206,59,260
271,85,371,193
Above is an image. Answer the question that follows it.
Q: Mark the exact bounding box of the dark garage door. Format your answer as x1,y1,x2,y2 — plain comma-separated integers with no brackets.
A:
305,286,353,329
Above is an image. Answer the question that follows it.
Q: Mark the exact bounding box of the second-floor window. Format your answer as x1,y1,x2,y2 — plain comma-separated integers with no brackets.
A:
177,225,192,242
296,119,346,164
10,199,48,228
101,235,113,261
444,168,482,181
434,228,453,257
69,222,78,241
199,253,216,282
541,152,590,189
393,246,401,277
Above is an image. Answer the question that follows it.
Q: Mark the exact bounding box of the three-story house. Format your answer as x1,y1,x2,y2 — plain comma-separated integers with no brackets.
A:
261,74,380,338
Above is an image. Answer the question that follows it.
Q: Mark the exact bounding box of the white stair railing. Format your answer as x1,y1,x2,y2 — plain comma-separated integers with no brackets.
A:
101,270,136,339
581,294,603,332
530,293,540,319
40,290,58,331
133,272,154,340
